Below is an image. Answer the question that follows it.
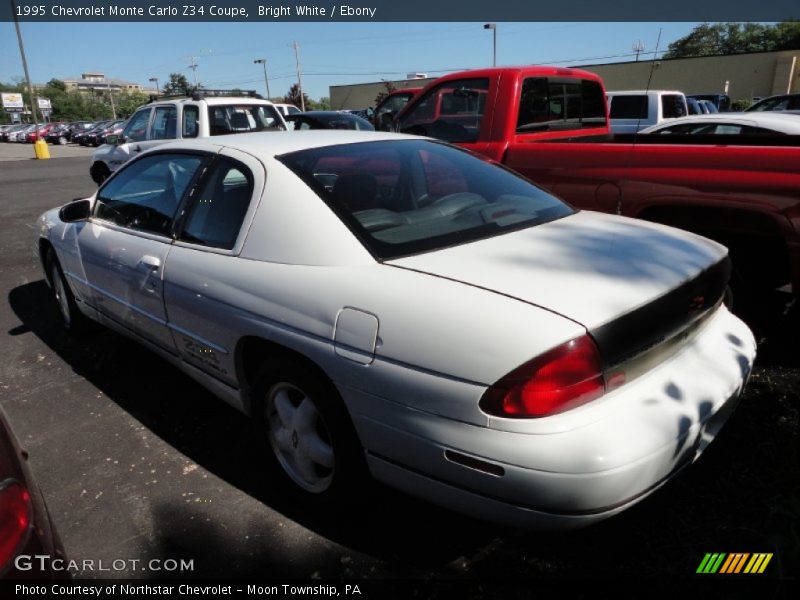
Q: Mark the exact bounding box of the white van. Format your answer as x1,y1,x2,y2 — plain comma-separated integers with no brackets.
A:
606,90,688,134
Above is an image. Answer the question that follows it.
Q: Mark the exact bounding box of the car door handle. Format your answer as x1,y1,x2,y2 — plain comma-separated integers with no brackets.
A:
139,255,161,270
133,145,141,153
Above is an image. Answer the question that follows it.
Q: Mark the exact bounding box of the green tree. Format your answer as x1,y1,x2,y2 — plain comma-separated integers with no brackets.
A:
664,21,800,59
163,73,193,95
283,83,310,110
115,91,150,118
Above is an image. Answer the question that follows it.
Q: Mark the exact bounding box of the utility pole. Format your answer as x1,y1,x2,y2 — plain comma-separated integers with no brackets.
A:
187,56,199,88
11,0,42,145
106,80,117,119
292,41,305,111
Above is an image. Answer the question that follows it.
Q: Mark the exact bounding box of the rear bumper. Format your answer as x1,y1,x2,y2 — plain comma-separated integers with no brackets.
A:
353,306,755,529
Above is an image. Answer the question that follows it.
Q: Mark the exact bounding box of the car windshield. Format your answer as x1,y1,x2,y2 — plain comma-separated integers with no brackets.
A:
278,139,573,260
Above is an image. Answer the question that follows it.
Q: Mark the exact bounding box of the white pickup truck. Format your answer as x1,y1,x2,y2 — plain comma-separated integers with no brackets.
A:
606,90,688,134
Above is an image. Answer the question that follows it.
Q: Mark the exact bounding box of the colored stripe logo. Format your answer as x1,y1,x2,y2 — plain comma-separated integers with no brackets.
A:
697,553,773,574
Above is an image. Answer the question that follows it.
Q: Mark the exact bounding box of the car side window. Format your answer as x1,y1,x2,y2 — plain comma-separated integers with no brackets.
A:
94,153,205,236
399,78,489,143
122,108,151,142
179,158,254,250
183,106,199,138
151,106,177,140
661,95,687,119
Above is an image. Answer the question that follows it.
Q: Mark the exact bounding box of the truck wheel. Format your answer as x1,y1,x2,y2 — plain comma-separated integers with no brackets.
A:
46,250,90,334
90,163,110,185
253,358,366,510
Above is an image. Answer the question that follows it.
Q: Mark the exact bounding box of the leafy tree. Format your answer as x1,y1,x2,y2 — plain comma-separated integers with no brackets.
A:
46,78,67,92
115,91,150,118
283,83,310,110
163,73,193,95
664,21,800,59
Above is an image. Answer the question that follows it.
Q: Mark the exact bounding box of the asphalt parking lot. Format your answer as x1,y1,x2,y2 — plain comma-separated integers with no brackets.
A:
0,155,798,592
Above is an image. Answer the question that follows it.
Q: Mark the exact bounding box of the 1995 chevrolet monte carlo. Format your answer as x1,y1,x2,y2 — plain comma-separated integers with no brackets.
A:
35,131,755,528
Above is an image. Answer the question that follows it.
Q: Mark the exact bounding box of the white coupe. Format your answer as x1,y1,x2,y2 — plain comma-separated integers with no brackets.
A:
36,131,755,529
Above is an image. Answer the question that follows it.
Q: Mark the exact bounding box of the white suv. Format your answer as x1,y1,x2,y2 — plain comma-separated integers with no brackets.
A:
91,93,286,184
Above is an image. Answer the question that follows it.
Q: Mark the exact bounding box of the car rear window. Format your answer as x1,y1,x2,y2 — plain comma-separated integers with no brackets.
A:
609,95,648,119
208,104,283,135
517,77,606,132
278,140,573,260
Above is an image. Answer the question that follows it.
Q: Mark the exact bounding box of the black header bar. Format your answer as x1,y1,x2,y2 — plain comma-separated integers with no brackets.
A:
1,0,799,22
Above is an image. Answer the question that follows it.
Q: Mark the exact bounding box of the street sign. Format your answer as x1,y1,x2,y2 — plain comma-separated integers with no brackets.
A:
37,98,52,110
2,92,24,112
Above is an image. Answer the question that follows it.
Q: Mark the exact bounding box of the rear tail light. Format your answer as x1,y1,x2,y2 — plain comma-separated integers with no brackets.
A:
480,335,606,418
0,480,32,571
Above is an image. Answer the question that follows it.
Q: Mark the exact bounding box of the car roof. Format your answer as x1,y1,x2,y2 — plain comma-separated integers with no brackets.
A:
148,97,275,107
155,130,419,158
606,90,684,95
640,112,800,134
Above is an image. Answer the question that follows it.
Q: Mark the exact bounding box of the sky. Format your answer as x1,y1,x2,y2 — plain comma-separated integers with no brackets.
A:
0,22,702,100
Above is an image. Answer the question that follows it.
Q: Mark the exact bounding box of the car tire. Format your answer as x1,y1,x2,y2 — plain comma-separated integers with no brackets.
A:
58,136,67,145
46,250,90,335
253,358,367,510
90,162,110,185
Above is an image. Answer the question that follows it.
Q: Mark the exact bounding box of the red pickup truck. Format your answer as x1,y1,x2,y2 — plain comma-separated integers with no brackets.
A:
396,66,800,300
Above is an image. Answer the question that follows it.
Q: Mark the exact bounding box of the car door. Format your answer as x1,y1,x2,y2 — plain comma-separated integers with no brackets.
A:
77,152,208,351
136,105,179,155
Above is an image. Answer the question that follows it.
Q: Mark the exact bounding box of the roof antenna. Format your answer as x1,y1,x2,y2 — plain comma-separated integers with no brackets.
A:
637,28,662,137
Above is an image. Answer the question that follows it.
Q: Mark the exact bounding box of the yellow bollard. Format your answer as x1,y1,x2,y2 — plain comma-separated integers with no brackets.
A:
34,138,50,160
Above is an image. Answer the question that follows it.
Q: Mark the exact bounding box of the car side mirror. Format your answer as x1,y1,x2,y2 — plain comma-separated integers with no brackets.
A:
105,134,123,145
59,199,91,223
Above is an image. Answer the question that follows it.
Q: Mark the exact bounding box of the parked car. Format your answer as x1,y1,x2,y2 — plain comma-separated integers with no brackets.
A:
10,125,37,142
606,90,688,133
372,87,421,131
687,97,705,115
337,107,372,120
76,121,112,146
46,121,93,145
25,122,62,143
285,111,375,131
85,120,125,147
687,94,731,112
639,112,800,135
697,99,719,114
0,124,16,141
0,124,27,142
91,91,286,184
745,93,800,112
0,406,67,578
274,103,302,116
37,131,755,528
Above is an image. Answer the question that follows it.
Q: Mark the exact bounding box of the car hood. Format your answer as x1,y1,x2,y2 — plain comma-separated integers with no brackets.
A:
387,210,727,330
